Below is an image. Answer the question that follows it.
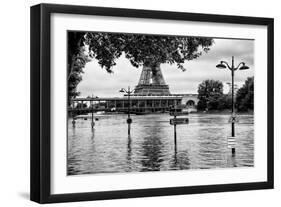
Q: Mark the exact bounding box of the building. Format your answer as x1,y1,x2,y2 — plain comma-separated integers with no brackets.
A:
72,95,183,114
71,64,199,114
177,94,199,109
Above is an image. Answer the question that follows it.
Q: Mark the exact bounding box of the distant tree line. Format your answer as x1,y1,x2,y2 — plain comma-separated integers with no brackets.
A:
197,77,254,112
236,77,254,112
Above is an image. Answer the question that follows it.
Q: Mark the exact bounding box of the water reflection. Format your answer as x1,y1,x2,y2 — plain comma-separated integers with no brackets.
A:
91,128,95,139
126,135,132,171
140,121,164,171
67,114,254,175
173,144,178,165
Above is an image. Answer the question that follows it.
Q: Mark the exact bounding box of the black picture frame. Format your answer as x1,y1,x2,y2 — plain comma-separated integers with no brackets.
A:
30,3,274,204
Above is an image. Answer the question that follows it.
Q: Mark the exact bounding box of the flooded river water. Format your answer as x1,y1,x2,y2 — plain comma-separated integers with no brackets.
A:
67,113,254,175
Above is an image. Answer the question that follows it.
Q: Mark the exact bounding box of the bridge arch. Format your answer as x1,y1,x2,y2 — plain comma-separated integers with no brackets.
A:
186,100,195,107
179,94,199,108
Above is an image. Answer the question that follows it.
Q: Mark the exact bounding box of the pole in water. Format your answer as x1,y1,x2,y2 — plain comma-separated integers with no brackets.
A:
91,119,95,128
127,118,132,135
174,124,177,145
72,112,76,127
174,141,178,164
91,111,95,129
232,147,235,155
90,97,95,129
127,86,132,136
231,122,235,155
174,113,177,146
71,101,76,127
231,57,236,156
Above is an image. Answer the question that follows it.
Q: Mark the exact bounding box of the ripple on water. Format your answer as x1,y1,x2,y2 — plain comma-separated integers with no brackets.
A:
67,113,254,175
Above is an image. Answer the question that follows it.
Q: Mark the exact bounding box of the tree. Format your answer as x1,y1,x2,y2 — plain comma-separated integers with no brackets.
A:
197,80,224,111
217,94,232,110
67,32,214,103
236,77,254,112
67,32,91,105
85,33,213,72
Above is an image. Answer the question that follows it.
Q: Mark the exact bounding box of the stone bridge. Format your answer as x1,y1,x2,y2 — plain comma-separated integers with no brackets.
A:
176,94,199,108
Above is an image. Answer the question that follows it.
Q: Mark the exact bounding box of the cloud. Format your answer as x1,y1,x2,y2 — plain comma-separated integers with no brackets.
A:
197,39,254,65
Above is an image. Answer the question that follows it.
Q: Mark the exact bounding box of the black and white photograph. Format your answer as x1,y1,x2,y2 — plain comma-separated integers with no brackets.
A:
67,31,254,175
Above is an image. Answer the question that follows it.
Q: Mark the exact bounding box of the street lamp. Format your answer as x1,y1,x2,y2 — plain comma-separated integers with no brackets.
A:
216,56,250,155
90,94,95,129
119,86,135,135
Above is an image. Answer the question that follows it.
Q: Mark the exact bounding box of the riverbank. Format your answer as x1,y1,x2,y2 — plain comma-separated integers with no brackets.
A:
193,110,254,115
71,109,253,119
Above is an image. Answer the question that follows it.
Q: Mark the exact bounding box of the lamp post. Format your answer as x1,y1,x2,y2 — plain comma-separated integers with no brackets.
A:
71,100,76,127
119,86,135,135
90,94,95,129
216,56,250,155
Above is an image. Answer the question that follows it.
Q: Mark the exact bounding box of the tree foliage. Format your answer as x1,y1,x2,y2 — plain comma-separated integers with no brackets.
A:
236,77,254,112
85,32,213,72
197,80,224,111
217,95,232,110
67,32,214,103
197,77,254,112
67,32,91,105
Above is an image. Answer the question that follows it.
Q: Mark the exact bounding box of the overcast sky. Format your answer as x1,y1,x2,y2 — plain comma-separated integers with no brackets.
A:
76,38,254,97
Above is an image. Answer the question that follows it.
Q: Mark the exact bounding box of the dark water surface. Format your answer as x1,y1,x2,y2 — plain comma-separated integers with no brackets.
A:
67,113,254,175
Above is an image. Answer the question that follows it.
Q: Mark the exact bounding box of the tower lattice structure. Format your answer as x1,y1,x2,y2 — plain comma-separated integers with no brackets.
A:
134,64,171,95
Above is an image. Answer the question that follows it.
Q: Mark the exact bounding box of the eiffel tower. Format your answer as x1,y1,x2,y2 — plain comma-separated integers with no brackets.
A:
134,64,171,95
